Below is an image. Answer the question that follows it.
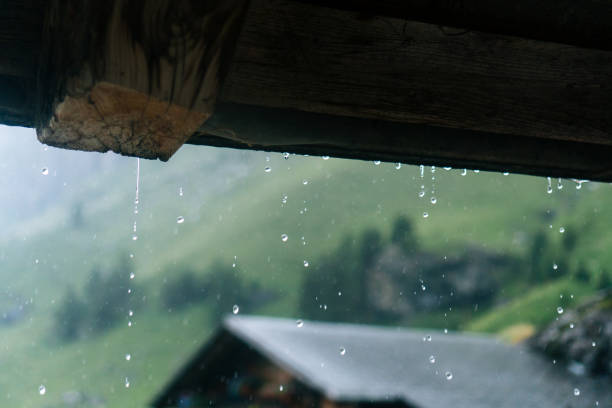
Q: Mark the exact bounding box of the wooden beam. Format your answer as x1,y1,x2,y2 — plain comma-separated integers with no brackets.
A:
190,102,612,182
294,0,612,51
219,0,612,147
35,0,249,161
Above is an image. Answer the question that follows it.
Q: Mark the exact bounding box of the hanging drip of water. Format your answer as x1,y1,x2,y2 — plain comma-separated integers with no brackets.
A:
430,166,437,205
546,177,553,194
418,165,425,198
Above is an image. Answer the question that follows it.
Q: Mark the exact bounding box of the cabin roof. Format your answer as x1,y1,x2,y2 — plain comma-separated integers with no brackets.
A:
153,315,610,407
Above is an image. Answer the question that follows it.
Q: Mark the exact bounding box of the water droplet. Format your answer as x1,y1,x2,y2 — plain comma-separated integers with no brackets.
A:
559,227,565,234
461,169,467,176
281,234,288,242
473,169,480,173
132,235,138,241
418,190,425,198
443,167,452,171
125,353,131,361
374,160,381,165
553,263,558,270
592,341,596,347
395,163,402,169
557,306,564,314
444,328,448,334
279,385,284,391
39,385,46,395
557,178,563,190
429,355,436,364
430,197,437,205
421,284,427,291
129,272,135,280
34,259,39,264
503,172,509,176
426,335,432,342
569,323,574,329
232,305,239,315
283,152,290,159
423,212,429,218
179,187,183,196
264,166,271,173
128,321,132,327
573,388,580,396
296,319,304,328
302,180,308,185
303,260,309,267
128,310,133,317
322,156,330,160
547,177,553,194
281,194,288,204
125,377,130,388
41,168,49,176
339,347,346,355
445,371,453,380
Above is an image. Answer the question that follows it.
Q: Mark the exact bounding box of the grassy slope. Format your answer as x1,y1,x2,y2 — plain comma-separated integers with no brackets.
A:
0,144,610,407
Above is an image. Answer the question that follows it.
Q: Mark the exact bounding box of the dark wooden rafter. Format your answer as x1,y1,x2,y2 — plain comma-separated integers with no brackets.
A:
1,0,612,180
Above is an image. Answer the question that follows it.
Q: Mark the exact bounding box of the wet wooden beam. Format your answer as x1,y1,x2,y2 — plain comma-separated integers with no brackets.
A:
190,102,612,182
35,0,249,161
295,0,612,51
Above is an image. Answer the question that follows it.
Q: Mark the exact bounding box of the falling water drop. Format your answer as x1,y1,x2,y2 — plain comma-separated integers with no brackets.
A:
303,260,309,267
423,212,429,219
322,156,330,160
128,310,134,317
124,377,130,388
374,160,381,165
553,263,558,270
132,235,138,241
128,321,132,327
557,178,563,190
302,180,309,185
559,227,565,234
176,216,185,224
420,165,424,178
281,234,289,242
39,385,46,395
557,306,564,314
547,177,553,194
283,152,290,159
573,388,580,396
418,189,426,198
296,319,304,328
41,168,49,176
444,167,452,171
461,169,467,176
430,197,437,205
179,187,183,197
395,162,402,169
264,166,272,173
279,385,284,392
125,353,131,361
445,372,453,380
232,305,240,315
129,272,135,280
503,172,509,176
339,347,346,356
429,355,436,364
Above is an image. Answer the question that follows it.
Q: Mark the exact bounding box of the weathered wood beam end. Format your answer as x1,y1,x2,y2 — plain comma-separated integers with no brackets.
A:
36,0,249,161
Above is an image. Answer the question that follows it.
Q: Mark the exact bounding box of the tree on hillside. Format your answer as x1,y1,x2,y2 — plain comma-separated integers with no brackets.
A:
391,216,418,253
53,288,86,342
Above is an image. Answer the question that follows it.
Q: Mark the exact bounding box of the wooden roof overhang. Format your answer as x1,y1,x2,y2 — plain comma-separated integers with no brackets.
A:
1,0,612,180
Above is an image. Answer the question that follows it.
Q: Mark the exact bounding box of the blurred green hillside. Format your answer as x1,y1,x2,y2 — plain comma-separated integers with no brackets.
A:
0,125,609,407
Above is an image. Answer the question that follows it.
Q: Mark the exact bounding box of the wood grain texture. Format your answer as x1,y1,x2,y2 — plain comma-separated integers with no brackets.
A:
220,0,612,146
295,0,612,51
36,0,249,160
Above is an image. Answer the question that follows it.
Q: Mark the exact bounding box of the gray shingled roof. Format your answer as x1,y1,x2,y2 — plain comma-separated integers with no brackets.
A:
224,316,610,408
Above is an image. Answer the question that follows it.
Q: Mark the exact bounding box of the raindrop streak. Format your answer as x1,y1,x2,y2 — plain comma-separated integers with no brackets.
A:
339,347,346,356
176,216,185,224
41,168,49,176
296,319,304,328
232,305,240,315
39,385,46,395
281,234,289,242
547,177,553,194
429,355,436,364
445,372,453,380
